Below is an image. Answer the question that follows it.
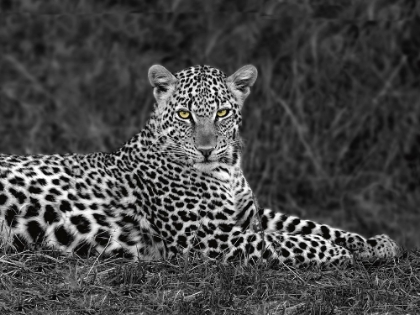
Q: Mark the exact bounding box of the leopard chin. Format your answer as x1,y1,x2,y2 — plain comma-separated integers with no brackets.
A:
193,161,220,173
193,161,233,181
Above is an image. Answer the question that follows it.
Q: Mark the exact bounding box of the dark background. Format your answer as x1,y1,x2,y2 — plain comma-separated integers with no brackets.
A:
1,0,419,248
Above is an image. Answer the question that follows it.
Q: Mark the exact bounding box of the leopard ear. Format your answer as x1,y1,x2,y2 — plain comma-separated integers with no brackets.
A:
226,65,258,103
148,65,178,102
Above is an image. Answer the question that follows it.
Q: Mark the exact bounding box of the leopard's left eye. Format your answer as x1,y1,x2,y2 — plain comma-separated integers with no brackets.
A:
178,111,191,119
216,109,229,118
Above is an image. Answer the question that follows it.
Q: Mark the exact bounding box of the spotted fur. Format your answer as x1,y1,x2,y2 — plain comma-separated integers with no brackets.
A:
0,64,401,268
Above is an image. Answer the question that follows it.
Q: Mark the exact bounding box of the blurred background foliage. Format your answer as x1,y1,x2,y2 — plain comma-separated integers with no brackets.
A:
0,0,419,248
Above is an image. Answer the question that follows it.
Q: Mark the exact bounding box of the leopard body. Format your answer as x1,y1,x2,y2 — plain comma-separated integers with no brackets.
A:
0,64,401,268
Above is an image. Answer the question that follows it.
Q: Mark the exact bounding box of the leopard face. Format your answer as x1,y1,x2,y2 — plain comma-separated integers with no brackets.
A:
148,64,258,172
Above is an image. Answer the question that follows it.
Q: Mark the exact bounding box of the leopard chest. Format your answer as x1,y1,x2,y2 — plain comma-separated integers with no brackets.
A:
134,160,237,247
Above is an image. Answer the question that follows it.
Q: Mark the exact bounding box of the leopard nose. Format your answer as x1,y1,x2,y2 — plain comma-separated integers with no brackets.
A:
198,147,214,158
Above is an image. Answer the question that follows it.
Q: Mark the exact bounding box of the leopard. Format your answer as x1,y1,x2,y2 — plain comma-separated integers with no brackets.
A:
0,64,402,269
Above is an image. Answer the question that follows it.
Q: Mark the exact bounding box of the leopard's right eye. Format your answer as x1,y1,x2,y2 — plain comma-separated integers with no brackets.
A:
178,111,191,119
217,109,229,118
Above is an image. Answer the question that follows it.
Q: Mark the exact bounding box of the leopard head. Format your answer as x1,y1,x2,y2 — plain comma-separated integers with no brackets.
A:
148,64,257,173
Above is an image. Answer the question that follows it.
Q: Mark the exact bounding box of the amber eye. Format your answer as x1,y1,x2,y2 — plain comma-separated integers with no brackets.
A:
178,111,191,119
217,109,229,118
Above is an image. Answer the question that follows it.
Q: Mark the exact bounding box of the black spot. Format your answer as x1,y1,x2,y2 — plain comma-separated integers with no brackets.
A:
282,248,290,257
93,190,105,199
231,237,244,246
47,188,60,196
55,225,74,246
207,211,214,219
12,176,25,186
60,200,71,212
219,223,234,233
75,203,86,211
245,243,255,254
287,218,300,233
40,166,53,176
220,243,229,251
44,205,60,224
261,215,268,230
215,233,229,242
276,221,283,231
173,222,183,231
120,186,128,197
232,230,241,236
37,178,47,186
196,229,206,239
208,239,218,248
25,205,40,218
9,188,26,204
93,213,110,227
247,235,257,243
290,236,298,242
201,182,208,190
301,221,315,234
94,229,111,246
27,220,45,242
208,250,220,259
299,242,307,250
212,200,223,207
70,215,91,234
45,195,56,202
5,205,19,227
0,193,8,205
176,235,187,248
262,249,272,259
321,226,331,239
60,176,70,183
175,202,184,208
367,239,378,247
285,241,293,249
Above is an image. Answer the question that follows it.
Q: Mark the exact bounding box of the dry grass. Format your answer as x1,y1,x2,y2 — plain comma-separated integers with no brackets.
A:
1,247,419,314
0,0,420,313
